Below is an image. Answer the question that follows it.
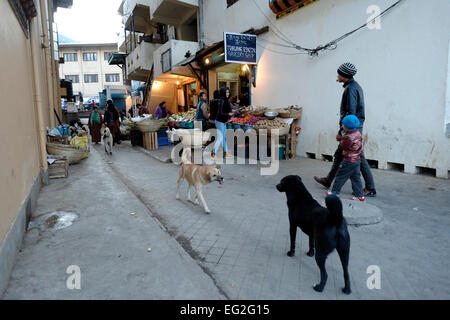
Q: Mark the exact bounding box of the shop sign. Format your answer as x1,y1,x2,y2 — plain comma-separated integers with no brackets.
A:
224,32,257,65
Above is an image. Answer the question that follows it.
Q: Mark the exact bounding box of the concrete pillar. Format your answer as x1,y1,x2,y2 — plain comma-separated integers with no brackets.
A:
378,160,388,170
436,167,449,179
404,163,418,175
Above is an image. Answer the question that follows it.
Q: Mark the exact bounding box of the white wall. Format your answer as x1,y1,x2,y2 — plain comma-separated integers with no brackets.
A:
203,0,450,178
153,39,200,77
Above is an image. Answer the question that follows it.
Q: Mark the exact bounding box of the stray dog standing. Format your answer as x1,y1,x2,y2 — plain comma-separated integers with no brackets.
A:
101,125,113,155
176,148,223,213
277,175,351,294
81,125,91,151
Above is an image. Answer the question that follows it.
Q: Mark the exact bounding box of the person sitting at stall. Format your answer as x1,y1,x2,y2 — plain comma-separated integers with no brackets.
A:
138,103,150,116
195,91,209,131
128,104,138,119
154,101,173,119
88,106,103,144
230,96,240,111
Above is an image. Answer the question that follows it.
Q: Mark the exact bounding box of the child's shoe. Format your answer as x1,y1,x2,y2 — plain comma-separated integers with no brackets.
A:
349,196,365,202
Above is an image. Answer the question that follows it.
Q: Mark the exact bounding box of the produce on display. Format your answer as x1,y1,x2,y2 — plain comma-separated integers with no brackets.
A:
131,114,152,123
254,118,289,130
168,109,196,122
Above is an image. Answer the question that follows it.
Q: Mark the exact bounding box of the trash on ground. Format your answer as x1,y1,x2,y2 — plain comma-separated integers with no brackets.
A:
28,211,78,231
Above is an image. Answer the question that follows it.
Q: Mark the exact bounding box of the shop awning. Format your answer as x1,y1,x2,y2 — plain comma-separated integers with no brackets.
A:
270,0,320,18
108,53,127,66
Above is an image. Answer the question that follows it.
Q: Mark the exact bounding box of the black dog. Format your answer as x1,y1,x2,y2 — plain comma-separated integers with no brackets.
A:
277,175,351,294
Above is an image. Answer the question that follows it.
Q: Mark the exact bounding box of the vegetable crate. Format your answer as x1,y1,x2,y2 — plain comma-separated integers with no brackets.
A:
143,132,158,150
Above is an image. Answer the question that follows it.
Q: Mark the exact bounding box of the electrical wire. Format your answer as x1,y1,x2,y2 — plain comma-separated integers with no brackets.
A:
256,42,307,55
251,0,404,56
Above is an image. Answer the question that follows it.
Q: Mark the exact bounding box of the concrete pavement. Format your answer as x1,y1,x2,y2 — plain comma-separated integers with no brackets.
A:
2,146,225,299
3,141,450,299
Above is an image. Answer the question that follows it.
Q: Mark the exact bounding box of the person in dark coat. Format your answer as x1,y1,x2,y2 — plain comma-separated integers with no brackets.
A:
88,106,103,144
211,87,235,159
104,100,121,145
208,90,220,130
314,63,376,197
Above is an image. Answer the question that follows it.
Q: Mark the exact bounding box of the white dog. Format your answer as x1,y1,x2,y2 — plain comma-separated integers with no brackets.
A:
101,125,113,155
81,125,91,151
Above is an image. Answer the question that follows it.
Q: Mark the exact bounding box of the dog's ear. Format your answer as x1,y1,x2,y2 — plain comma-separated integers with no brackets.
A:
215,165,221,169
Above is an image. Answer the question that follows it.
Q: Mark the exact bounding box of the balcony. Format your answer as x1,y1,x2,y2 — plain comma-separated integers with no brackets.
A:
150,0,198,25
153,39,199,78
122,0,154,35
126,41,159,81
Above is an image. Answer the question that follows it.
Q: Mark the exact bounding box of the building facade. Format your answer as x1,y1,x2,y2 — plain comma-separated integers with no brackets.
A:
0,0,71,296
59,43,123,100
118,0,450,179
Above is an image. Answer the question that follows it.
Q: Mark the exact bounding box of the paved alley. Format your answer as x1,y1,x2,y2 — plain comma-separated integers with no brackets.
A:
3,143,450,299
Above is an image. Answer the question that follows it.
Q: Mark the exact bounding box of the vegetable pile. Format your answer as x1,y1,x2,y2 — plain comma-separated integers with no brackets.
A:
230,114,266,126
168,109,196,122
254,118,289,130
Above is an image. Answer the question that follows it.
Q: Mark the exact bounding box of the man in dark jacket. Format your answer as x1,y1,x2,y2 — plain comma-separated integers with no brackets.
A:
314,63,376,197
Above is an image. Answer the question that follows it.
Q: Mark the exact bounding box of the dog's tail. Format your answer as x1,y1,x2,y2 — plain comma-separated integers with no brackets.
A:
325,194,344,225
181,148,192,165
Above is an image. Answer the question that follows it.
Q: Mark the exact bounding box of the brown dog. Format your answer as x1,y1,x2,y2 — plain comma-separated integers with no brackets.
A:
176,148,223,213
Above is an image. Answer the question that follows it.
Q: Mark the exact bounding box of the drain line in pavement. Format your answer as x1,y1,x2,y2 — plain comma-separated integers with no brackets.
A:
98,149,230,299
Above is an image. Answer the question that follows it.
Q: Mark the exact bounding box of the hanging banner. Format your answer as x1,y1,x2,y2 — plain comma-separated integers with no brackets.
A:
270,0,320,20
224,32,257,65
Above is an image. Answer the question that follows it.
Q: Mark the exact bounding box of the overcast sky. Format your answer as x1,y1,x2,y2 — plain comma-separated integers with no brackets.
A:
54,0,123,44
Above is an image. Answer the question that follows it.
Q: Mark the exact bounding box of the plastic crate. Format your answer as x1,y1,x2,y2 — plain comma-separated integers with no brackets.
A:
158,136,172,146
157,128,168,138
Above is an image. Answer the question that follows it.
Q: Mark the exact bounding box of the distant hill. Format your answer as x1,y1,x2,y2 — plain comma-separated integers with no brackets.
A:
58,34,79,44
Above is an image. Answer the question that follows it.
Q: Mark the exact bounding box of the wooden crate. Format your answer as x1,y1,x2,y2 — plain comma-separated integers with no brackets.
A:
48,156,69,179
142,132,158,150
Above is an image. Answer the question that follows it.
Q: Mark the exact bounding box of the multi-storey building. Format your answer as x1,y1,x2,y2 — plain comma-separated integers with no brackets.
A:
59,43,123,100
117,0,450,179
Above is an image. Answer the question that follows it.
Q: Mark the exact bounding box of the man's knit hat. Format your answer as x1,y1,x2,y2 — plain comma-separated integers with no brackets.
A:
342,115,360,130
338,62,357,78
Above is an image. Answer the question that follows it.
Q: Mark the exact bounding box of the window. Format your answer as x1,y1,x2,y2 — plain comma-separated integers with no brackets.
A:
65,75,79,83
104,52,117,61
162,49,172,73
227,0,239,8
83,52,97,61
105,74,120,83
64,53,77,62
84,74,98,83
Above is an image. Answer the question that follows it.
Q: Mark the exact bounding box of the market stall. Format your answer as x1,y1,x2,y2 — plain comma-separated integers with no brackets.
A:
165,105,302,161
228,105,303,160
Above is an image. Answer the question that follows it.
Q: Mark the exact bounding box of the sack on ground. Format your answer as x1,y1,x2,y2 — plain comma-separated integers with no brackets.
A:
70,136,89,159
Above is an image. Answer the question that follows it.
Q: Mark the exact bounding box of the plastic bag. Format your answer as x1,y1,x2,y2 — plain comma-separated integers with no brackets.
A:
70,136,89,159
48,127,62,137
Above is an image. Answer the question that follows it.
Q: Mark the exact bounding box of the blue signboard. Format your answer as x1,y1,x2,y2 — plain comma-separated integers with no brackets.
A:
224,32,257,65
